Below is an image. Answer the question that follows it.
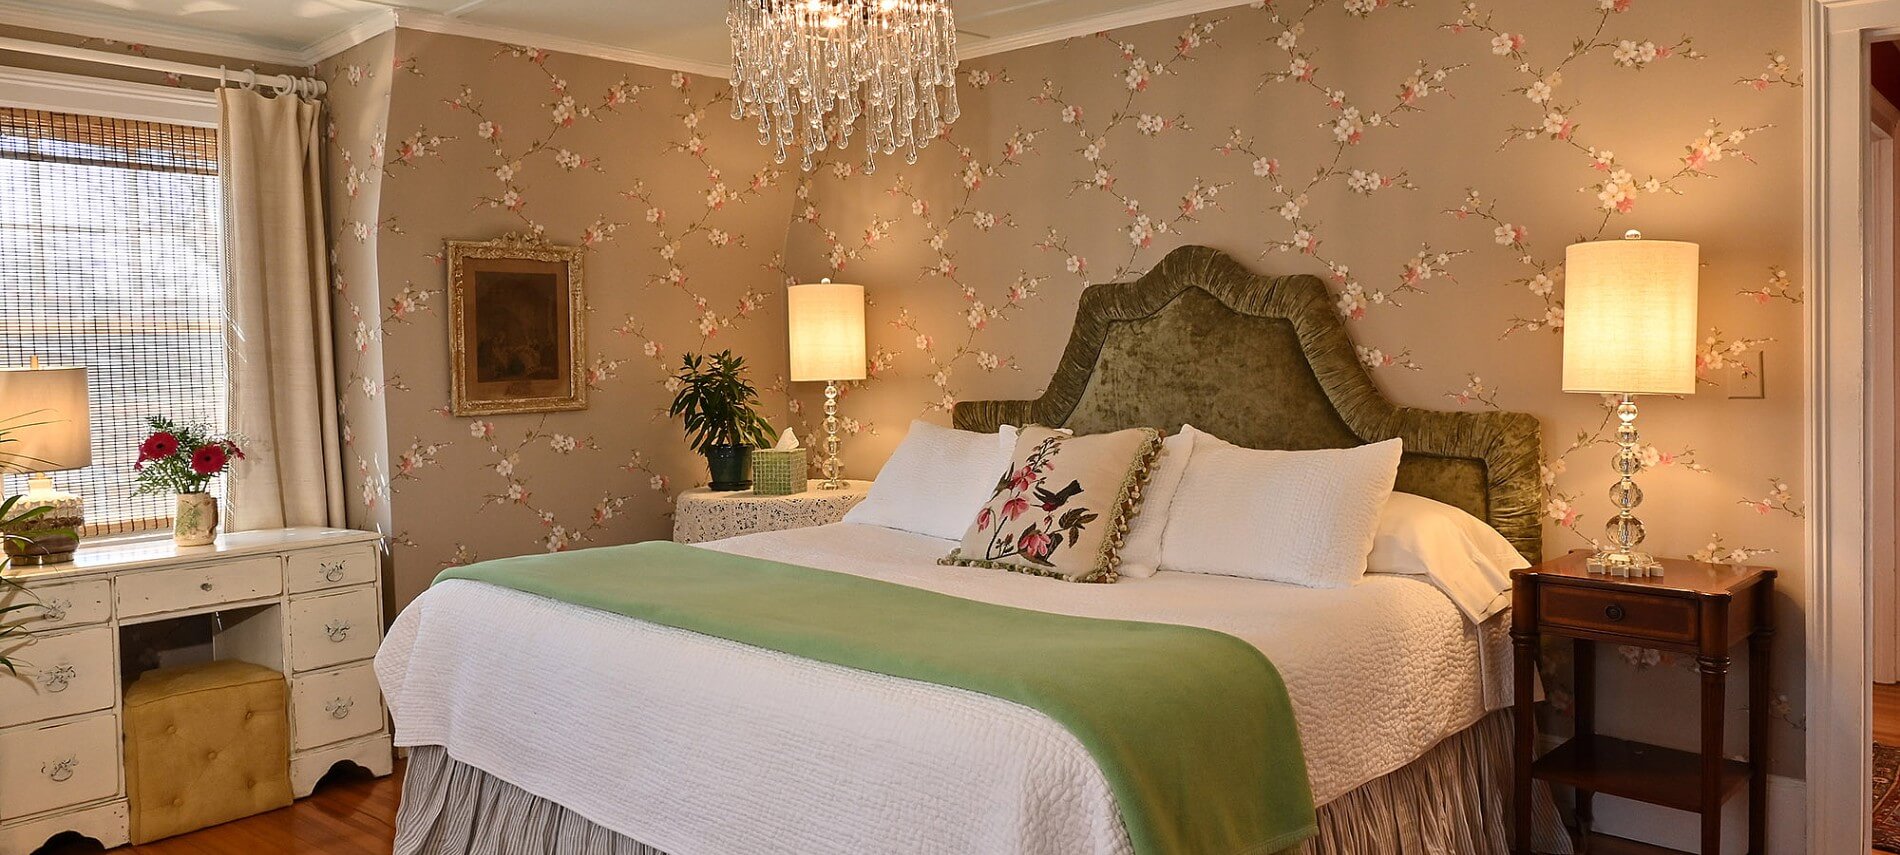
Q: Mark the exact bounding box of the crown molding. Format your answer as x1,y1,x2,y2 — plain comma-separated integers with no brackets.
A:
0,0,1253,86
300,10,399,67
388,9,732,79
0,0,307,66
957,0,1251,60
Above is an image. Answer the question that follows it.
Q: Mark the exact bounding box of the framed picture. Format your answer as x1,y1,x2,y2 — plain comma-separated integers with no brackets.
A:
447,237,587,415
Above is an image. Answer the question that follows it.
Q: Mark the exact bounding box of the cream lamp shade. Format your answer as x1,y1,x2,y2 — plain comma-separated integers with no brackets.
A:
0,365,92,472
787,280,867,382
1561,233,1699,395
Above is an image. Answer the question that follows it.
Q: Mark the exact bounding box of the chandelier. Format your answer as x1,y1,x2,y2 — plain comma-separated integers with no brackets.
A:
728,0,961,172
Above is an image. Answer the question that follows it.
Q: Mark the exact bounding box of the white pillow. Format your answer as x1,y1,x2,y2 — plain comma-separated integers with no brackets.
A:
844,420,1014,541
1369,491,1529,622
1159,429,1402,587
1116,428,1196,578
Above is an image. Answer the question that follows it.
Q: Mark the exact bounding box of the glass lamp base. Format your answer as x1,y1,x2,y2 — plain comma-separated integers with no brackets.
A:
1587,549,1663,578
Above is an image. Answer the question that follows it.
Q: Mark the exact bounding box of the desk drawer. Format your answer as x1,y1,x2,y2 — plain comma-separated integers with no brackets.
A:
0,626,115,728
291,663,383,751
115,557,282,618
0,713,120,821
287,587,380,673
287,547,377,595
1539,583,1698,646
4,578,110,631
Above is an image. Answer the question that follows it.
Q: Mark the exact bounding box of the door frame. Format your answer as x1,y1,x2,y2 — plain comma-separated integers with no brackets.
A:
1874,89,1898,685
1808,2,1900,851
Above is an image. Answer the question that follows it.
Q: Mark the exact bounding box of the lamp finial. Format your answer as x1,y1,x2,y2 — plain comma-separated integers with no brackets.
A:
1622,229,1642,240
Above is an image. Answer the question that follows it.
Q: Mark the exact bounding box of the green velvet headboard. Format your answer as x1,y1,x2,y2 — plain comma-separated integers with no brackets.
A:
952,245,1544,564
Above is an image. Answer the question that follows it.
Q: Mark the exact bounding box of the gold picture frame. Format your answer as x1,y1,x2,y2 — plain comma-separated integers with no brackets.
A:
447,237,587,416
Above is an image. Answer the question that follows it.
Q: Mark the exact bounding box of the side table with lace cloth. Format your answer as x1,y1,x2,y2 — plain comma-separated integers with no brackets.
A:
671,480,873,544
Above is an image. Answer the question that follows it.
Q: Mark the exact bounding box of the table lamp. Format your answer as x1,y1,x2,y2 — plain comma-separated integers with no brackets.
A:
1562,230,1698,577
787,279,866,490
0,362,92,565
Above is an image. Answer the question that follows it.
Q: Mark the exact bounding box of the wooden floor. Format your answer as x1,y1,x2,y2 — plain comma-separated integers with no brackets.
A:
28,754,1702,855
36,762,400,855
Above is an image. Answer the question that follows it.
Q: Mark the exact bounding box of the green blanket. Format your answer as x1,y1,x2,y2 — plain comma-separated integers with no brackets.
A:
436,540,1316,855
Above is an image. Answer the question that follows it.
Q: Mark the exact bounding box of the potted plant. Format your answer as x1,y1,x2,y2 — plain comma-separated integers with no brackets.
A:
667,351,776,491
0,415,53,676
132,416,244,546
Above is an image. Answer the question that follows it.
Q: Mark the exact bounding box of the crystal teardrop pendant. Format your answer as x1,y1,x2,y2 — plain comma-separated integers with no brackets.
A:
729,0,961,171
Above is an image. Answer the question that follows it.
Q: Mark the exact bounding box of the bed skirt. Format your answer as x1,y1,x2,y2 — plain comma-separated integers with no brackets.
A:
394,709,1572,855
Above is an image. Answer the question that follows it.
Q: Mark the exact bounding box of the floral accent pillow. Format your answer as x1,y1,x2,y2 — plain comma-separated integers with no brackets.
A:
940,425,1163,583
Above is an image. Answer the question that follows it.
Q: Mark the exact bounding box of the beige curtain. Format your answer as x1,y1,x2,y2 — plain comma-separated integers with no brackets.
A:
219,87,345,530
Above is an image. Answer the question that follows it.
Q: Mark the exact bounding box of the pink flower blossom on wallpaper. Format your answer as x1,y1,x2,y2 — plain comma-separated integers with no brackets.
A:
1738,52,1801,90
1740,266,1801,304
1741,477,1804,518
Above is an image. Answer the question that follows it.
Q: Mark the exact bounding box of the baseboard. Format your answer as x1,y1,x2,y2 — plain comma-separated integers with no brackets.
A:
1532,734,1806,853
1586,775,1805,854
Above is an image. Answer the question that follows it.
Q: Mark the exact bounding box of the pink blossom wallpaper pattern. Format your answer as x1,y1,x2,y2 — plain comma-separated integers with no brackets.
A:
318,30,801,610
779,0,1806,771
318,0,1806,774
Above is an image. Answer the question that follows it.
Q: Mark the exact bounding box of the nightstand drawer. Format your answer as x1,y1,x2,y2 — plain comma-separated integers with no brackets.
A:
1538,583,1698,645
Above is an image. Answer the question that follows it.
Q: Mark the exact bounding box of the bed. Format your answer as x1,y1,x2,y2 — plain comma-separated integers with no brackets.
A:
377,244,1564,854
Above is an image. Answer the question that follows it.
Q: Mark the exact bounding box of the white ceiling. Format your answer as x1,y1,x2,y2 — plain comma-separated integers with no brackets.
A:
0,0,1242,72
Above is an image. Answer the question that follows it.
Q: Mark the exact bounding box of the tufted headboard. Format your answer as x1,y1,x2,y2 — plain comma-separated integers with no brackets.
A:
952,245,1545,564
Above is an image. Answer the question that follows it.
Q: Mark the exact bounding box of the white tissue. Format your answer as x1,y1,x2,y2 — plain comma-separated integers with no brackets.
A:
774,431,801,450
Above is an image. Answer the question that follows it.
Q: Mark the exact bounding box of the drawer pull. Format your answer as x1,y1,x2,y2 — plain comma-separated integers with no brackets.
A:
322,562,347,583
1604,604,1627,622
40,597,70,623
38,664,76,693
199,582,215,592
324,620,353,643
43,756,77,782
326,697,354,720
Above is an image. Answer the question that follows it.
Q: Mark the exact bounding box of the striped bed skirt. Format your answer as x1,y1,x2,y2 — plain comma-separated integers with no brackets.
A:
393,709,1572,855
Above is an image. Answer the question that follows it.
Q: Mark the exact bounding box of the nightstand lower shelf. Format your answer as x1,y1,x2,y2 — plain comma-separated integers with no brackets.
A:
1534,735,1749,814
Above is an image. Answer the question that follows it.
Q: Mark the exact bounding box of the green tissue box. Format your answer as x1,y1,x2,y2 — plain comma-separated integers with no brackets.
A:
752,448,808,496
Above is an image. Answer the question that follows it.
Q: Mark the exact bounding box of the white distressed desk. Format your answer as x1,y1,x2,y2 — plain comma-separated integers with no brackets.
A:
0,527,390,854
672,481,871,544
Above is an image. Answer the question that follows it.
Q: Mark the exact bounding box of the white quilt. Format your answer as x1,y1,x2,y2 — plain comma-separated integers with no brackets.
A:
378,523,1511,855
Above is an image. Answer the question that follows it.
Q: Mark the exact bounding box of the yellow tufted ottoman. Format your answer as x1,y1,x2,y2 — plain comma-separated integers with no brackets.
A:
122,659,294,843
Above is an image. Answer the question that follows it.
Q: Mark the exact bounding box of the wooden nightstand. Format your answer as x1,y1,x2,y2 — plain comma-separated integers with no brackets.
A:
1511,550,1775,855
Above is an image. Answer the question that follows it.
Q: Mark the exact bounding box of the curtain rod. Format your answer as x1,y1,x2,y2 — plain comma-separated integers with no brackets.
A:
0,36,326,98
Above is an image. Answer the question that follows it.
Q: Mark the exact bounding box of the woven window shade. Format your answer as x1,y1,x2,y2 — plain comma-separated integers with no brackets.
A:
0,108,225,536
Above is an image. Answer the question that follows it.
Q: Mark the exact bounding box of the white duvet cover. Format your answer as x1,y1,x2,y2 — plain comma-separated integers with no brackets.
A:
377,523,1511,855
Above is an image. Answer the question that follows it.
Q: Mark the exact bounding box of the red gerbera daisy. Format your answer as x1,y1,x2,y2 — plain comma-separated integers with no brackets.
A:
189,444,228,475
139,431,179,462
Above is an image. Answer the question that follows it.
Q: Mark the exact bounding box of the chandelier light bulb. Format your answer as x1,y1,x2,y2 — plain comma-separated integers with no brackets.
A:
728,0,962,172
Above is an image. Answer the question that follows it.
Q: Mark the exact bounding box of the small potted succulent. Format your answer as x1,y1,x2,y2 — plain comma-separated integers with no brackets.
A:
667,351,776,491
133,416,244,546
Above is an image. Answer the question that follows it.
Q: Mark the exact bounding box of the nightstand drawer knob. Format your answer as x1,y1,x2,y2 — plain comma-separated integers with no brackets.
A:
1604,604,1627,622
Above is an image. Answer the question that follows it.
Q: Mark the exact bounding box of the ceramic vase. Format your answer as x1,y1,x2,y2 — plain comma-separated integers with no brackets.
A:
173,492,218,547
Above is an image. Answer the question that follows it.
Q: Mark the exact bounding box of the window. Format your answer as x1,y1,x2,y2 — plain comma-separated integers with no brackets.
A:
0,108,225,535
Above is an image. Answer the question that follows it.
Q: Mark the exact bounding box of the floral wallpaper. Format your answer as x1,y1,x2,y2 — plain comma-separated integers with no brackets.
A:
777,0,1807,774
316,29,799,611
319,0,1806,776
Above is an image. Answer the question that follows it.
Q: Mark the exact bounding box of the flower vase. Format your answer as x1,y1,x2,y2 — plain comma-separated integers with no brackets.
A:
173,492,218,547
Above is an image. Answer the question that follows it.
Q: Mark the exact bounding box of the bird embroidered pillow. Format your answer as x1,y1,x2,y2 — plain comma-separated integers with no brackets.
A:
940,425,1163,583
